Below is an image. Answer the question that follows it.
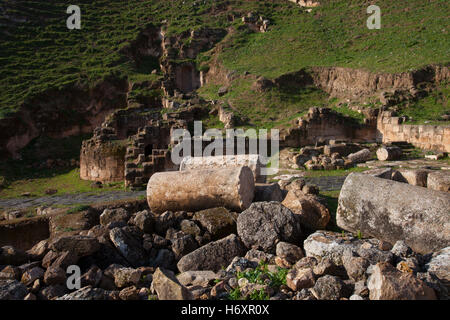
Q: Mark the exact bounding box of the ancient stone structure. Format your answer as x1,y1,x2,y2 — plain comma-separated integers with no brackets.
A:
337,173,450,254
179,155,264,183
124,121,185,189
147,167,255,214
377,111,450,152
281,107,377,147
80,127,127,183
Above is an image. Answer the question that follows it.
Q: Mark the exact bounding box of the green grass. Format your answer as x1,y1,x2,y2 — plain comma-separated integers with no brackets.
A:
2,0,448,121
399,83,450,124
0,168,124,199
220,0,449,78
198,79,330,129
305,166,369,177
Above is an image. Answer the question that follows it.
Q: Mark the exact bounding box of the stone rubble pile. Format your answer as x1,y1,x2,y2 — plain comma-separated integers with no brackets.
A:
0,166,448,301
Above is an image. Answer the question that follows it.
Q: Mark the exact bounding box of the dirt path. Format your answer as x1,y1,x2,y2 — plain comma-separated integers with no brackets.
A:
0,175,347,210
0,190,146,210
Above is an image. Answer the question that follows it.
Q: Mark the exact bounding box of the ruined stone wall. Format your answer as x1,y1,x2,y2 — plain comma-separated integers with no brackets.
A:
80,140,127,183
281,107,377,147
377,112,450,152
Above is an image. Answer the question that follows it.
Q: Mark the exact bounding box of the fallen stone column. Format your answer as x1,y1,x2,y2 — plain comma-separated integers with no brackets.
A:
180,155,264,183
337,173,450,254
347,148,371,163
147,166,255,214
376,146,402,161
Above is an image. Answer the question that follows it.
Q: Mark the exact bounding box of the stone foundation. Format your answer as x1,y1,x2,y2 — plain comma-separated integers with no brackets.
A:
377,111,450,152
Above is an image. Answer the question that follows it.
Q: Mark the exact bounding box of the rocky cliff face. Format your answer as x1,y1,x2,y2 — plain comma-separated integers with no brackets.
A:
0,78,129,159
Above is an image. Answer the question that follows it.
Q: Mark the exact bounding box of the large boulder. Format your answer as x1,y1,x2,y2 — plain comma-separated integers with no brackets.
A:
193,207,236,240
304,231,393,266
152,268,193,300
367,262,436,300
237,202,302,253
109,227,147,267
281,189,330,231
177,234,246,272
427,171,450,192
50,235,100,258
337,173,450,254
100,208,131,226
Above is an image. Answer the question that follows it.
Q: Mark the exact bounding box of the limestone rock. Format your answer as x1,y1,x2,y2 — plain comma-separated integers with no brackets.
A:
177,234,246,272
237,202,302,253
311,275,345,300
425,246,450,287
152,268,193,300
337,173,450,254
26,240,49,260
282,189,330,230
367,262,436,300
50,235,100,258
177,271,217,287
276,242,304,265
193,207,236,240
109,227,146,268
113,267,142,288
129,210,154,234
100,208,131,226
43,266,66,286
392,169,430,187
427,171,450,192
286,268,315,291
148,167,255,214
58,286,108,300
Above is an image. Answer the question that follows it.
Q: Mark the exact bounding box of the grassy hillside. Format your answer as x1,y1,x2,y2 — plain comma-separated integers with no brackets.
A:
1,0,448,120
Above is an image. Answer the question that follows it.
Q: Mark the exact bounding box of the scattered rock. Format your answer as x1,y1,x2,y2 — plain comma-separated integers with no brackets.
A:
311,275,345,300
129,210,154,234
286,268,315,291
109,227,146,267
0,280,28,300
282,189,330,230
177,234,246,272
50,235,100,258
276,242,304,265
21,267,45,286
367,262,436,300
43,266,66,285
58,286,108,300
152,268,193,300
113,267,142,288
100,208,131,226
193,207,236,240
237,202,302,253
